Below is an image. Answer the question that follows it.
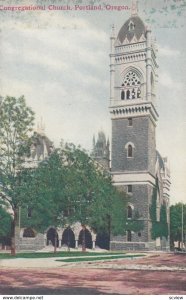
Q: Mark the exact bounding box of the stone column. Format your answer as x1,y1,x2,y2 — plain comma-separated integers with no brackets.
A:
110,25,115,105
59,239,62,248
75,240,78,249
92,241,96,250
146,27,152,102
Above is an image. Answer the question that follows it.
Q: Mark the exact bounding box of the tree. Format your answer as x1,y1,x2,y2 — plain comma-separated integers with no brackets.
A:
19,150,69,252
170,203,186,249
150,184,169,240
0,96,35,255
0,205,12,238
20,142,129,252
0,206,12,249
58,143,129,249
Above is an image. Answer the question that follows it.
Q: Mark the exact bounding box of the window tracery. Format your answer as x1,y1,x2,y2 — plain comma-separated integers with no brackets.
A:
121,71,141,100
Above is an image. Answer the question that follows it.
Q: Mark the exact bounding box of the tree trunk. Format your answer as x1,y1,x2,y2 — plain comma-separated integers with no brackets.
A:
54,229,57,253
108,214,111,251
67,228,70,252
82,229,86,252
11,211,16,256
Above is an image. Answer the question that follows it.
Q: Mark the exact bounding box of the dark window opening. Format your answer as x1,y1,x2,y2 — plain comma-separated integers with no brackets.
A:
127,206,133,218
23,227,35,238
47,228,59,247
78,228,92,249
128,185,132,193
126,90,130,100
128,118,133,126
128,145,133,157
62,227,75,248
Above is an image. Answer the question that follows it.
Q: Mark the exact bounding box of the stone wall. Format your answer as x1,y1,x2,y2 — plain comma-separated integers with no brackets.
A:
17,233,45,251
111,116,155,174
110,241,156,251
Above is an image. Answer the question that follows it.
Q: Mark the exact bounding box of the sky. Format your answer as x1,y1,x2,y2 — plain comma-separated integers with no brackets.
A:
0,0,186,205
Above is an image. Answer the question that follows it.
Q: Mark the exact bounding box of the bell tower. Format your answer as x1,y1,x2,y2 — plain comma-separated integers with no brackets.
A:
109,12,159,250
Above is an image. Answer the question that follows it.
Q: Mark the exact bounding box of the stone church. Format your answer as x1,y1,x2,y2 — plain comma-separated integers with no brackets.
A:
1,11,170,252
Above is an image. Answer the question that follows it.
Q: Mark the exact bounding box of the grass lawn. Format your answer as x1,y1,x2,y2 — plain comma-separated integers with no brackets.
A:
0,251,128,259
56,254,145,263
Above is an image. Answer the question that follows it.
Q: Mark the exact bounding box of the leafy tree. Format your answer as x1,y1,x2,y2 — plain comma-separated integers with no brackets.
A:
170,203,186,249
126,210,144,233
0,96,35,255
20,150,70,252
150,184,168,240
160,204,168,239
0,205,12,237
58,143,129,248
21,142,129,251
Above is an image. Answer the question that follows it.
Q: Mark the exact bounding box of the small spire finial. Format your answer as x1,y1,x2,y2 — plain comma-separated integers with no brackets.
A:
37,117,45,136
93,134,96,148
131,0,138,16
111,24,115,38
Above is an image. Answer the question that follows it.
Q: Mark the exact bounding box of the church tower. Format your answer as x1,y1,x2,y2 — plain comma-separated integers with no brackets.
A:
109,9,160,250
91,131,110,171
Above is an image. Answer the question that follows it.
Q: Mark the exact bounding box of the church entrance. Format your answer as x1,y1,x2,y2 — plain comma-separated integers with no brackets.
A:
47,228,59,247
78,228,92,249
62,227,75,248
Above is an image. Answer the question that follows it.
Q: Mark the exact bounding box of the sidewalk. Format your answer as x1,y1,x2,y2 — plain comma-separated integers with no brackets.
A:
0,253,141,269
1,252,186,272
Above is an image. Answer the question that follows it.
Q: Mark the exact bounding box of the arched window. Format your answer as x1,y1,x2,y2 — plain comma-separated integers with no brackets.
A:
62,227,75,248
132,89,135,99
47,228,59,247
78,228,92,249
128,145,133,157
121,70,142,101
23,228,35,238
127,230,132,242
127,206,133,218
125,142,135,158
137,87,141,98
128,21,135,32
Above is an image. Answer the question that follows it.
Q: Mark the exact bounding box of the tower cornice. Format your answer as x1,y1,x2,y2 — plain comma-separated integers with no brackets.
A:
109,101,159,125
